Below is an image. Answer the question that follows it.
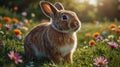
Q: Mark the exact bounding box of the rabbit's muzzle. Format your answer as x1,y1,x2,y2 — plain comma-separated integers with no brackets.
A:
69,20,81,31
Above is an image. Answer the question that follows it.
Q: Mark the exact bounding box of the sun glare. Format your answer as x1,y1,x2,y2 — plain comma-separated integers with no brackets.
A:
89,0,97,6
78,0,97,6
78,0,84,2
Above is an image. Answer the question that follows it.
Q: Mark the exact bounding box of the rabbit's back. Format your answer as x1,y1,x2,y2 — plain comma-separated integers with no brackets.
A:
24,22,49,44
24,22,50,57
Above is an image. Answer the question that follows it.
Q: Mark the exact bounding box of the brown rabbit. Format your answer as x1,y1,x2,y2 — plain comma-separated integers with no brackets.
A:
24,1,81,64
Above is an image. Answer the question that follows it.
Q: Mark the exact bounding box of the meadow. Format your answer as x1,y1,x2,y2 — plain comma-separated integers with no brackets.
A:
0,17,120,67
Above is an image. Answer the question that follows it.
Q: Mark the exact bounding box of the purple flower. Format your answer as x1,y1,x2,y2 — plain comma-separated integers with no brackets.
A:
107,41,119,49
21,12,27,17
0,41,4,47
94,56,108,67
96,36,103,41
5,24,12,30
8,51,23,64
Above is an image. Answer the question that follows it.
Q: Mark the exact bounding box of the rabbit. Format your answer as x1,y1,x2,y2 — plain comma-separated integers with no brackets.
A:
24,1,81,64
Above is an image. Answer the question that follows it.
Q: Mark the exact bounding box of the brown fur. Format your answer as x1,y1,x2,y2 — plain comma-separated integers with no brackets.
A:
24,1,81,64
24,22,75,62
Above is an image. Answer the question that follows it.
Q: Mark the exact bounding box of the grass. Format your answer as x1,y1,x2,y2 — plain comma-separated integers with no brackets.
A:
0,21,120,67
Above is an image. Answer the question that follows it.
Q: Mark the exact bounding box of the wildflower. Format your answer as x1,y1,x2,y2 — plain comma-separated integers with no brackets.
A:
115,29,120,34
13,29,22,35
20,26,28,31
3,17,12,23
102,30,108,36
108,35,114,39
109,24,117,30
118,25,120,29
89,40,96,46
13,24,19,28
31,13,35,17
96,36,103,42
85,33,91,37
0,41,4,47
93,32,100,38
15,35,22,40
13,6,18,11
13,18,19,23
94,56,108,67
84,41,87,44
117,40,120,44
107,41,119,49
83,46,88,49
117,37,120,44
102,38,109,43
8,51,23,64
5,24,12,30
23,19,29,23
18,22,24,27
0,23,2,28
0,31,4,35
21,12,27,17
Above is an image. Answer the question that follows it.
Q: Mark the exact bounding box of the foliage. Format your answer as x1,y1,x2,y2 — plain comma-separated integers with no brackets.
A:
0,15,120,67
0,0,97,22
0,0,120,67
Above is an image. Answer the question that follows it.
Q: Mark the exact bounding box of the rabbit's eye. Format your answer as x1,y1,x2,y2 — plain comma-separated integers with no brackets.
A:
62,15,68,20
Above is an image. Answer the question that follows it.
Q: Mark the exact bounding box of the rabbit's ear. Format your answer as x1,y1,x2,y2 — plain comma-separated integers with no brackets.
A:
40,1,58,17
54,2,64,10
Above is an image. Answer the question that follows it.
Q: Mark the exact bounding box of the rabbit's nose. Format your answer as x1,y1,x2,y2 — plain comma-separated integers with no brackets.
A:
75,21,81,28
75,22,79,27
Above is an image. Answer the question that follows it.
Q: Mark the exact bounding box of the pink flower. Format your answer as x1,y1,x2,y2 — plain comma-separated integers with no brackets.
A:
8,51,23,64
23,19,29,23
107,41,119,49
94,56,108,67
21,12,27,16
5,24,12,30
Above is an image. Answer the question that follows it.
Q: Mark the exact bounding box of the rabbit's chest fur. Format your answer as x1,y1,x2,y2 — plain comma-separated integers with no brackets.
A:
48,27,77,56
59,43,77,56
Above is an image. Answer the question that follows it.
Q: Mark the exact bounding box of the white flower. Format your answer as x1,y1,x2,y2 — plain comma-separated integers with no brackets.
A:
20,26,28,31
102,38,109,42
83,46,88,49
108,35,114,39
31,13,35,17
118,25,120,29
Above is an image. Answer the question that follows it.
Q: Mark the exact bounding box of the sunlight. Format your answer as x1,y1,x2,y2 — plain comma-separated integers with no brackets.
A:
78,0,97,6
89,0,97,6
78,0,84,2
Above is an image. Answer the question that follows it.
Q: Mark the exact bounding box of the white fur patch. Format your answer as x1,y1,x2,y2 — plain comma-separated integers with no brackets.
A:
60,44,77,56
60,33,77,56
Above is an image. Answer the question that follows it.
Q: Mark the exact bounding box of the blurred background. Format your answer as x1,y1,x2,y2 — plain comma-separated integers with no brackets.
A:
0,0,120,22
